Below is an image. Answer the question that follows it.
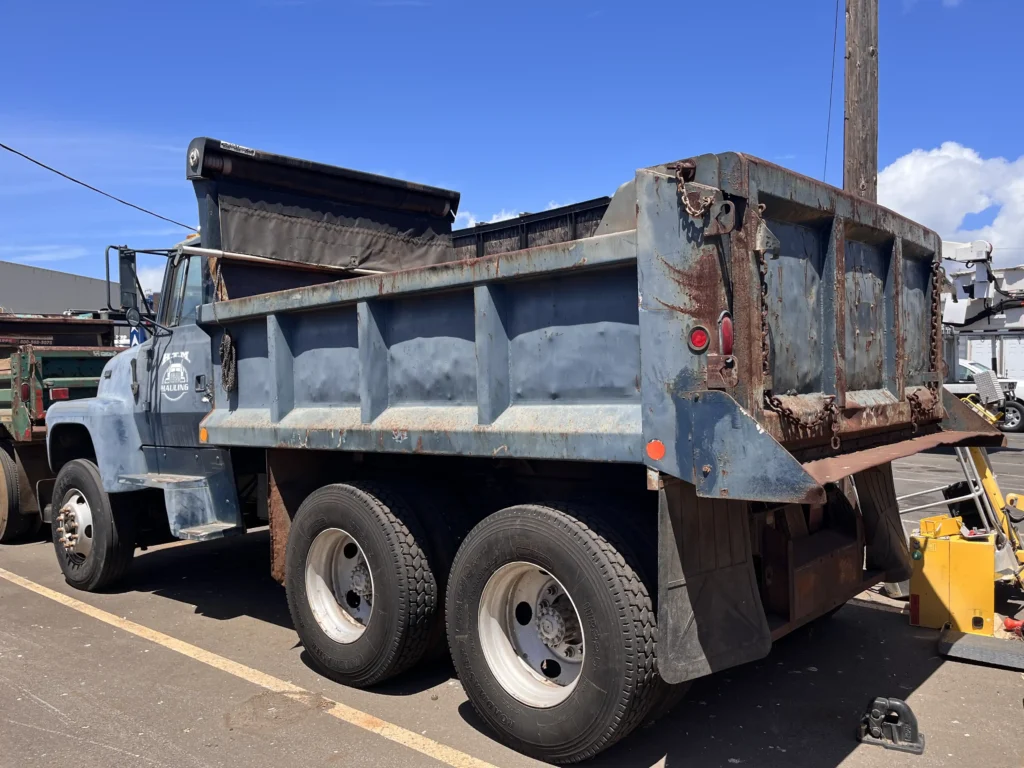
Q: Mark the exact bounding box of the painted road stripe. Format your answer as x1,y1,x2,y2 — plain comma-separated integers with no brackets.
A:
0,567,497,768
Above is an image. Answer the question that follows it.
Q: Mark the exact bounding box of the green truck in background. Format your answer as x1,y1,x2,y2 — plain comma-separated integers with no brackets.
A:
0,313,120,541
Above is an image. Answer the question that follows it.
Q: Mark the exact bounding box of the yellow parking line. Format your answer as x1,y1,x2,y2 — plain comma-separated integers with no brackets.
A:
0,567,497,768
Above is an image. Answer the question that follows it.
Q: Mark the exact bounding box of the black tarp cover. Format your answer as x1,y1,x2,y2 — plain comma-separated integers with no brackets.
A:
187,138,461,273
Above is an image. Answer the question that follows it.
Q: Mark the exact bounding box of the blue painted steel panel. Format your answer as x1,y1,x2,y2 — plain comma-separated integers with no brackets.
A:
289,307,360,407
386,291,476,406
506,267,639,405
233,319,270,410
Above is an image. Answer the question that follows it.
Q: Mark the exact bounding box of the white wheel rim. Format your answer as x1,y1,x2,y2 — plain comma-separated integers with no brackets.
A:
1005,408,1020,428
305,528,374,643
56,488,94,560
478,562,585,708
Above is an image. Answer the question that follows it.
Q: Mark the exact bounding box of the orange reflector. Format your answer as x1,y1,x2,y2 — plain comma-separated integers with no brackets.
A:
646,439,666,461
199,427,209,443
50,387,70,400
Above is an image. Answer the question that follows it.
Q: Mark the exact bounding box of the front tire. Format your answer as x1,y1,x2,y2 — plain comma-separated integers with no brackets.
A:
1002,400,1024,433
51,459,136,591
285,482,440,687
447,505,664,763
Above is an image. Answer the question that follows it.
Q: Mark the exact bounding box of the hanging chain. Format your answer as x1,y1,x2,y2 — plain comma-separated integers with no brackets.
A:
907,256,946,432
220,330,237,393
674,164,715,220
926,256,945,409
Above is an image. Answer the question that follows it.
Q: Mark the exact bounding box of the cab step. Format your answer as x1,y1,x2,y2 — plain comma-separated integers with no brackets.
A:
177,522,245,541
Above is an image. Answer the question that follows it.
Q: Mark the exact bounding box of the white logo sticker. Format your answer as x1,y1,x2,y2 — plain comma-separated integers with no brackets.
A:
160,351,191,402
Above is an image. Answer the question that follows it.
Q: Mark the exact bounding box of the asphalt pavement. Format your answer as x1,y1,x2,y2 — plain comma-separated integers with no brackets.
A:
2,440,1024,768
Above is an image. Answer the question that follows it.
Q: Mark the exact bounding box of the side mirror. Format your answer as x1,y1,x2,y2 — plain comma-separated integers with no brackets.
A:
125,307,142,329
118,248,140,311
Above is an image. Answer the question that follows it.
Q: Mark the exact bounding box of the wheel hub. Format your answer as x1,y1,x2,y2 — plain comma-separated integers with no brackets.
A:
536,602,565,646
478,562,586,708
350,561,372,601
55,490,93,558
305,528,374,644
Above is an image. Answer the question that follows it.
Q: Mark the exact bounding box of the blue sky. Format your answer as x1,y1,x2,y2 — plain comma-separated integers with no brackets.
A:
2,0,1023,290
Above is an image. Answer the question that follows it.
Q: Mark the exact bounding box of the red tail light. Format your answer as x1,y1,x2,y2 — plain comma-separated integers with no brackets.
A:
20,382,29,401
50,387,70,400
719,312,734,356
688,326,710,353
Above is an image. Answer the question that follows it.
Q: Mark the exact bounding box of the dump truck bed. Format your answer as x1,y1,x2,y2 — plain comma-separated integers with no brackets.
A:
193,149,1000,505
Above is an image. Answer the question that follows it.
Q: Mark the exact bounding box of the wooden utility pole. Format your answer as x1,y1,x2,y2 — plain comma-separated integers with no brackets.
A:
844,0,879,201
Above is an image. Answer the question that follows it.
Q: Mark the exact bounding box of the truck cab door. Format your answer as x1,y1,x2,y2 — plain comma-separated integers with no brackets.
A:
135,254,213,448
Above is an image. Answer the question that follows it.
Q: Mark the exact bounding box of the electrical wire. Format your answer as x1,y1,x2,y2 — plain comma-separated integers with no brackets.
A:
823,0,841,181
0,141,197,232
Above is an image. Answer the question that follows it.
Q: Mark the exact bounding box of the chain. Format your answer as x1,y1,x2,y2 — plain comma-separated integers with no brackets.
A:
219,330,237,393
765,392,842,450
906,257,945,431
674,164,714,219
907,389,930,433
753,205,772,378
925,257,945,411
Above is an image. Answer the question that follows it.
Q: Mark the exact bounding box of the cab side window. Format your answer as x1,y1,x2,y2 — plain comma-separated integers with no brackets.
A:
177,257,205,326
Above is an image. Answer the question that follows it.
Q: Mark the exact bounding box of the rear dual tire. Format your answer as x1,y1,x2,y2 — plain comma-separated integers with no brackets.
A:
447,505,666,763
285,483,444,687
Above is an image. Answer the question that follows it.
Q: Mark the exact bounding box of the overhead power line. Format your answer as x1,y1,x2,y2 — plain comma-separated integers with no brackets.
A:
823,0,841,181
0,141,197,232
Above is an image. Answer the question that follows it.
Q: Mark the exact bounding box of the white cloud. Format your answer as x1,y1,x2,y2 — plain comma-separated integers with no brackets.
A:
453,209,519,229
878,142,1024,266
137,266,167,294
0,245,89,263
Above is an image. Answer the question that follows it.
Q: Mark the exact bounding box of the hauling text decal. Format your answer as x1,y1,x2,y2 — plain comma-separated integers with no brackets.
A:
160,351,190,402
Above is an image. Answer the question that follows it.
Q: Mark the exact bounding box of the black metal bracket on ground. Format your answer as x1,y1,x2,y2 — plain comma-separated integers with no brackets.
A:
857,697,925,755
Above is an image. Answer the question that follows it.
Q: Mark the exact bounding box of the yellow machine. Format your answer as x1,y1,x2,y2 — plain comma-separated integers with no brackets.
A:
907,395,1024,647
910,515,996,635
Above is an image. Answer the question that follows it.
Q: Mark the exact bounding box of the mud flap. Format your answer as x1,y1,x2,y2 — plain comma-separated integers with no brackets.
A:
657,478,772,684
854,462,913,583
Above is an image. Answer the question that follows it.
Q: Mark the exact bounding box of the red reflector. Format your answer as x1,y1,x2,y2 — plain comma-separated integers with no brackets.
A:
20,382,30,401
50,387,70,400
719,313,734,356
688,326,710,353
909,593,920,626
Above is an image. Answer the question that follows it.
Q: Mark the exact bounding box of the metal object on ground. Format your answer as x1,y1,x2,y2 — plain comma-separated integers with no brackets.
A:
857,697,925,755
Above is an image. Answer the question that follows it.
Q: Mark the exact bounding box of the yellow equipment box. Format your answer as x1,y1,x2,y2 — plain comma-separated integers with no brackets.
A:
910,515,995,636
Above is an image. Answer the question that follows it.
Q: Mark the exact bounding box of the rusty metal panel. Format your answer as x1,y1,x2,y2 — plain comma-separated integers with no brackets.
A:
802,429,1003,485
844,239,887,391
762,219,826,394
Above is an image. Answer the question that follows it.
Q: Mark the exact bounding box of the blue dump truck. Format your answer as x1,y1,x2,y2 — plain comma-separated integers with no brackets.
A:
44,139,1002,762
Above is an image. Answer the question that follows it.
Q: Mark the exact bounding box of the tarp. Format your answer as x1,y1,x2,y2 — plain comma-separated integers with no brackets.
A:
187,138,461,273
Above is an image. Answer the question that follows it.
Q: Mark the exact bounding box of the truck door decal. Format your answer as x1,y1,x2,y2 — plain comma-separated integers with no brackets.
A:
160,351,191,402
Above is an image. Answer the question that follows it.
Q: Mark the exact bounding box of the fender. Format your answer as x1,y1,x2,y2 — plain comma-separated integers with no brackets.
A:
46,347,148,494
